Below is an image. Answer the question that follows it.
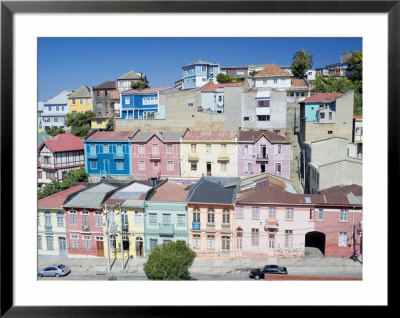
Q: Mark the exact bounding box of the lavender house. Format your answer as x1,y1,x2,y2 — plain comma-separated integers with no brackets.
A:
237,130,291,179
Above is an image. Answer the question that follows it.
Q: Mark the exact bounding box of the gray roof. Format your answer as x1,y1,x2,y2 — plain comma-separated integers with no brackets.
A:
347,192,362,205
38,132,52,144
63,183,118,209
118,70,143,80
45,90,73,105
187,177,240,205
310,157,362,169
182,60,219,68
68,85,92,98
132,131,185,142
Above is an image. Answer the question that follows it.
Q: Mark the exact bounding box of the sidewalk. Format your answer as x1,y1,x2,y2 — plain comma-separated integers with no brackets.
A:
38,254,362,277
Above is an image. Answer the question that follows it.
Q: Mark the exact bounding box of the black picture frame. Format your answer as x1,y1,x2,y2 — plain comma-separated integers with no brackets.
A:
1,0,394,316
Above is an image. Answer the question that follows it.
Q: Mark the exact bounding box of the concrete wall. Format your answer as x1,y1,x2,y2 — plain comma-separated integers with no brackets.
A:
309,137,349,163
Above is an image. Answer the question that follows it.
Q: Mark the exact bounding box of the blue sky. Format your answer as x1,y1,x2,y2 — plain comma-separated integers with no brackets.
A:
38,37,362,102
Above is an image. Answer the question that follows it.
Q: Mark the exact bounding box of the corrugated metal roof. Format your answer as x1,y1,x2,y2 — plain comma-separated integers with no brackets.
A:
63,183,118,208
187,177,239,205
44,90,73,105
183,131,235,141
132,131,184,142
38,184,88,209
86,130,135,141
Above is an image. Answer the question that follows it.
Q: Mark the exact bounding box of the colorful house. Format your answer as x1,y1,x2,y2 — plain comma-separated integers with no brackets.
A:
37,133,85,187
235,178,362,258
131,130,185,180
119,87,174,119
42,90,73,131
181,60,219,90
144,180,193,255
84,130,136,182
38,184,88,257
90,115,114,130
187,176,240,257
253,63,293,89
237,129,291,179
92,80,118,117
68,85,93,115
62,181,124,258
103,181,155,259
180,131,238,178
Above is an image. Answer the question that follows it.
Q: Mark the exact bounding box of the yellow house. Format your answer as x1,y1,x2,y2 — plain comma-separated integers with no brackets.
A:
68,85,93,115
180,131,238,178
37,184,87,257
90,116,113,130
102,181,153,259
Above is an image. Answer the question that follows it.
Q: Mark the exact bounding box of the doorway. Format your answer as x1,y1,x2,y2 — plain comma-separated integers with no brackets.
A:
260,163,266,173
135,237,144,257
206,162,212,176
96,239,104,257
58,237,67,257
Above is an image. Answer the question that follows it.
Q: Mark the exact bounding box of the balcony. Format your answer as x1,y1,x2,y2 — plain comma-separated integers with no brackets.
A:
217,154,230,162
150,153,161,161
44,225,53,234
256,154,269,162
113,152,124,159
192,221,201,231
159,223,174,236
87,152,97,159
122,224,129,232
81,225,90,232
188,153,199,161
264,218,279,230
221,224,231,233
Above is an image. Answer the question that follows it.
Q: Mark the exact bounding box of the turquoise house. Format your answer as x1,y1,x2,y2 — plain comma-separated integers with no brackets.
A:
144,180,194,255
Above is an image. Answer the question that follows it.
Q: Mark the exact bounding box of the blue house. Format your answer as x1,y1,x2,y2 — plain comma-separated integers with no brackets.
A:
119,87,174,119
301,92,342,123
83,130,137,181
181,60,220,90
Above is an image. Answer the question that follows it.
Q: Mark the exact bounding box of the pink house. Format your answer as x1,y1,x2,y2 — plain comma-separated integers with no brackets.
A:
131,130,185,180
237,130,291,179
234,177,362,258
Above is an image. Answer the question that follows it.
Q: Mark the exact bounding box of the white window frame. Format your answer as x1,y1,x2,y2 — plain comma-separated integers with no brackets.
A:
125,97,130,105
286,208,294,220
135,211,143,226
167,161,174,171
318,209,324,221
193,234,201,250
251,206,260,219
339,232,347,247
207,235,215,250
139,160,145,170
138,144,145,154
340,210,349,222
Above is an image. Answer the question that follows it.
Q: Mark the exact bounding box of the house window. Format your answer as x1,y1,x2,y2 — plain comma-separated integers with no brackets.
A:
275,163,281,174
277,145,282,154
110,235,116,250
90,160,97,170
135,211,143,226
71,99,75,105
222,209,230,224
269,233,275,248
56,106,59,111
138,144,145,154
116,159,124,170
257,115,267,121
187,103,193,107
191,162,197,171
247,162,252,172
286,208,294,220
191,144,197,152
235,205,245,218
70,234,79,249
149,213,157,225
274,78,278,84
57,213,64,227
220,162,227,171
46,236,54,250
207,235,215,250
207,209,215,223
177,214,186,227
85,99,89,105
243,117,249,121
193,234,201,250
320,112,325,119
328,130,333,134
269,207,276,218
45,212,51,226
125,97,130,104
83,235,91,251
222,236,230,251
206,144,211,152
103,144,109,153
61,106,64,111
150,239,158,251
167,144,173,153
38,236,42,250
318,209,324,221
167,161,174,171
152,144,159,154
82,211,89,226
80,99,83,104
139,161,145,170
236,228,243,249
263,79,267,84
339,232,348,247
37,213,41,226
193,209,200,222
69,211,77,225
116,144,123,153
95,212,102,226
285,230,293,247
340,210,349,222
251,229,259,246
252,207,260,219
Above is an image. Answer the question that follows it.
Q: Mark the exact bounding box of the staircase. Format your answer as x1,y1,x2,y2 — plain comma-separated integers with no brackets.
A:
289,133,304,194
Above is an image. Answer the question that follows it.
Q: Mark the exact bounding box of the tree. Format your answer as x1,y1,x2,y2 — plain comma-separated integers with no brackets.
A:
143,240,196,280
130,81,150,89
216,73,232,84
65,111,96,138
232,76,246,83
47,126,65,137
249,70,259,79
347,50,362,82
38,180,61,199
105,117,114,131
291,49,313,79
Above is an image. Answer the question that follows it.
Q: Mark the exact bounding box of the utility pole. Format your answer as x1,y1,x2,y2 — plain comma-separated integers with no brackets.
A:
119,203,124,271
105,203,111,272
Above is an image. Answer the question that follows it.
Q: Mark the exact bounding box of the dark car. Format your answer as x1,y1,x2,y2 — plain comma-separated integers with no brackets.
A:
38,264,71,277
249,265,288,279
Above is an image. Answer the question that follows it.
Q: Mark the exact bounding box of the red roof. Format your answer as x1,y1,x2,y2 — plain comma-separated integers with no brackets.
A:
150,181,189,202
254,63,293,78
201,82,244,92
302,92,342,103
43,133,84,153
353,115,362,119
86,130,135,141
38,184,87,208
183,131,235,141
238,130,290,143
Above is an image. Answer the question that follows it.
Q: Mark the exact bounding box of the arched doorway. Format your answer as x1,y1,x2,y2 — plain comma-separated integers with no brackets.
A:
305,231,326,256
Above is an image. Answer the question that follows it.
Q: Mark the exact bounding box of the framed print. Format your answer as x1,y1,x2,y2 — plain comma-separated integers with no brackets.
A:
1,0,395,316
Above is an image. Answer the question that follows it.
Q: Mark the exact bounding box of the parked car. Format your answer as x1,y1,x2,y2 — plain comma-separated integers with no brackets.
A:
249,265,288,279
37,264,71,277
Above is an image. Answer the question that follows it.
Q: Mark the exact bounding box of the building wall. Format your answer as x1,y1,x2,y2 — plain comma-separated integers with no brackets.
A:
254,77,292,89
188,204,235,257
38,208,67,257
309,138,349,163
144,201,188,256
237,136,291,179
91,118,108,129
180,140,238,178
132,135,181,179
